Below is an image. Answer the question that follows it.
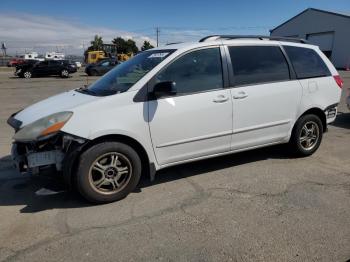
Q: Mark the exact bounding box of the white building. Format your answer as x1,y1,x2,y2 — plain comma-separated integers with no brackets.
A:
20,52,39,60
270,8,350,69
45,52,65,60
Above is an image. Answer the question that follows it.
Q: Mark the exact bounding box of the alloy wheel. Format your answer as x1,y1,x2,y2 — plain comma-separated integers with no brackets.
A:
24,71,31,78
61,70,69,77
88,152,132,195
299,121,320,151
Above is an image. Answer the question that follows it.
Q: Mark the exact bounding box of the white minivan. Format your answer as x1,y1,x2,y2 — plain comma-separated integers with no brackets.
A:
8,35,343,203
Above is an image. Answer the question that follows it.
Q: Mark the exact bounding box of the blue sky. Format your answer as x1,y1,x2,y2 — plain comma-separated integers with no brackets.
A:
0,0,349,54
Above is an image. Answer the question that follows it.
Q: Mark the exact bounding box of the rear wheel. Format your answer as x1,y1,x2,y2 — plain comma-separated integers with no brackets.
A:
23,71,32,79
61,69,69,78
76,142,142,203
289,114,323,156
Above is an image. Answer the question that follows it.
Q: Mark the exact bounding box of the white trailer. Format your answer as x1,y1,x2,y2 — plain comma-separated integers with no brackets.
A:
45,52,65,60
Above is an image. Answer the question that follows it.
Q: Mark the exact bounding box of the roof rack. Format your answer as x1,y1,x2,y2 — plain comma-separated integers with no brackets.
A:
166,42,183,45
199,35,308,44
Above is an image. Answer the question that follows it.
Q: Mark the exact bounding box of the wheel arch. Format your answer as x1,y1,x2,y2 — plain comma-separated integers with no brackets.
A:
296,107,327,133
63,133,155,190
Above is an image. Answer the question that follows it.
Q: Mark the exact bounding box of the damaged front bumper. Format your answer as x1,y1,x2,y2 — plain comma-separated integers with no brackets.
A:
11,132,87,175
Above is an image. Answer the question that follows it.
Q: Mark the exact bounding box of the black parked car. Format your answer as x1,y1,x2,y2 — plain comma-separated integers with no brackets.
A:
85,58,119,76
15,60,77,78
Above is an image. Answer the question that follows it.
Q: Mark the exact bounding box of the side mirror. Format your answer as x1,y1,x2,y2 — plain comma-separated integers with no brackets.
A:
152,81,177,97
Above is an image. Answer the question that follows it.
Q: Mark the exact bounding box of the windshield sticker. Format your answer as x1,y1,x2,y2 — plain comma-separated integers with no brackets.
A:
148,52,169,58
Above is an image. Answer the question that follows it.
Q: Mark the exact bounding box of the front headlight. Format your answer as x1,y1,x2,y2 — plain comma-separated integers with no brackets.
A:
13,111,73,142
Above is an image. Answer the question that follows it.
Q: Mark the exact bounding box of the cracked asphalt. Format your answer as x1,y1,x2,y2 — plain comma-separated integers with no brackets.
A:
0,69,349,262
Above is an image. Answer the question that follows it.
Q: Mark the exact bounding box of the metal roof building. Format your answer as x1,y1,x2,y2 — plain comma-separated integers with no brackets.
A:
270,8,350,69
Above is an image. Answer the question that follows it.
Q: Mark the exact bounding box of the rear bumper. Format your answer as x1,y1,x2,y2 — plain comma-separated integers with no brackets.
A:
324,103,338,124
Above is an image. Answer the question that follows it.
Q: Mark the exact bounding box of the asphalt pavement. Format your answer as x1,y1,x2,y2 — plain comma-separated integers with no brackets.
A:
0,69,349,262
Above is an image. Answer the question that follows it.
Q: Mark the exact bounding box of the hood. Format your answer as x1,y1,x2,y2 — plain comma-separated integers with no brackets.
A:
14,90,99,127
16,64,32,69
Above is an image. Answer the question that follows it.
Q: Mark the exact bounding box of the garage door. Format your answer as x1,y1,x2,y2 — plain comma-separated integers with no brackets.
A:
307,32,334,51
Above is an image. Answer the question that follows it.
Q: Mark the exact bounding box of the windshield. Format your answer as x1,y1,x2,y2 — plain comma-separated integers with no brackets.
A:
84,49,175,96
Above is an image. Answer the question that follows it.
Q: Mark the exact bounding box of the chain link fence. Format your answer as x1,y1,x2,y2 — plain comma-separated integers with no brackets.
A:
0,57,11,67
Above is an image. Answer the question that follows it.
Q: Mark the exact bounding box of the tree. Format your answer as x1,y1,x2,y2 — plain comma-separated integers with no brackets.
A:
126,39,139,54
112,37,126,53
90,35,104,51
112,37,139,54
141,41,154,51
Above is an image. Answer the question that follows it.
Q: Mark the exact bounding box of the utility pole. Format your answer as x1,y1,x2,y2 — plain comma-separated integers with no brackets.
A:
1,42,7,57
156,27,160,47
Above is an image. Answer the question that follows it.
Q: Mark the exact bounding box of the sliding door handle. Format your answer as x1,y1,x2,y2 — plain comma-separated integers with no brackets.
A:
213,95,229,103
233,91,248,99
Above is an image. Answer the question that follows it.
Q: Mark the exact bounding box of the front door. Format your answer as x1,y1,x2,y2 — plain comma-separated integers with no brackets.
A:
34,61,49,76
148,47,233,165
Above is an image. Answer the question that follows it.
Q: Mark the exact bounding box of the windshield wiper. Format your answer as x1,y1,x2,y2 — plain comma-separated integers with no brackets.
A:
76,87,97,96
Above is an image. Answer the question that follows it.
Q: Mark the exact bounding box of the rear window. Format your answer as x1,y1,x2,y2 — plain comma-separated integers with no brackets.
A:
283,46,331,79
228,46,290,86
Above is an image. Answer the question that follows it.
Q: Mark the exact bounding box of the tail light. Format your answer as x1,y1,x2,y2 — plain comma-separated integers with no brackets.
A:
333,75,343,88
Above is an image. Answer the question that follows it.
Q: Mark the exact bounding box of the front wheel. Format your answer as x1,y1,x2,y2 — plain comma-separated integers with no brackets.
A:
76,142,142,203
289,114,323,156
23,71,32,79
61,69,69,78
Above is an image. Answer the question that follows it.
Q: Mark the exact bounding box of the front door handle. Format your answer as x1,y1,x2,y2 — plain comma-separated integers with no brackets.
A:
233,91,248,99
213,95,229,103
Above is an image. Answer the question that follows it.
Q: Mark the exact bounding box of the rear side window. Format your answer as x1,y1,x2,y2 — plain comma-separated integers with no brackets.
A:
228,46,290,86
283,46,331,79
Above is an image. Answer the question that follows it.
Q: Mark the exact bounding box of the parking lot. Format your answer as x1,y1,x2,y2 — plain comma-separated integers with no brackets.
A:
0,69,349,261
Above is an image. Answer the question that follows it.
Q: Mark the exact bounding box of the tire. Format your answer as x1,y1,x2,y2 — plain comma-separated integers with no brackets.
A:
289,114,323,157
23,71,32,79
76,142,142,203
61,69,69,78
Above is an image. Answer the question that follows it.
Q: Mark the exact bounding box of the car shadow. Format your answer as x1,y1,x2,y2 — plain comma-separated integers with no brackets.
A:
0,144,292,213
331,111,350,129
0,155,89,213
139,145,292,189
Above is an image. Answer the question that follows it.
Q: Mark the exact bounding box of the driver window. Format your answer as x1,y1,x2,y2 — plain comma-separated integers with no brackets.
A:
155,47,223,94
